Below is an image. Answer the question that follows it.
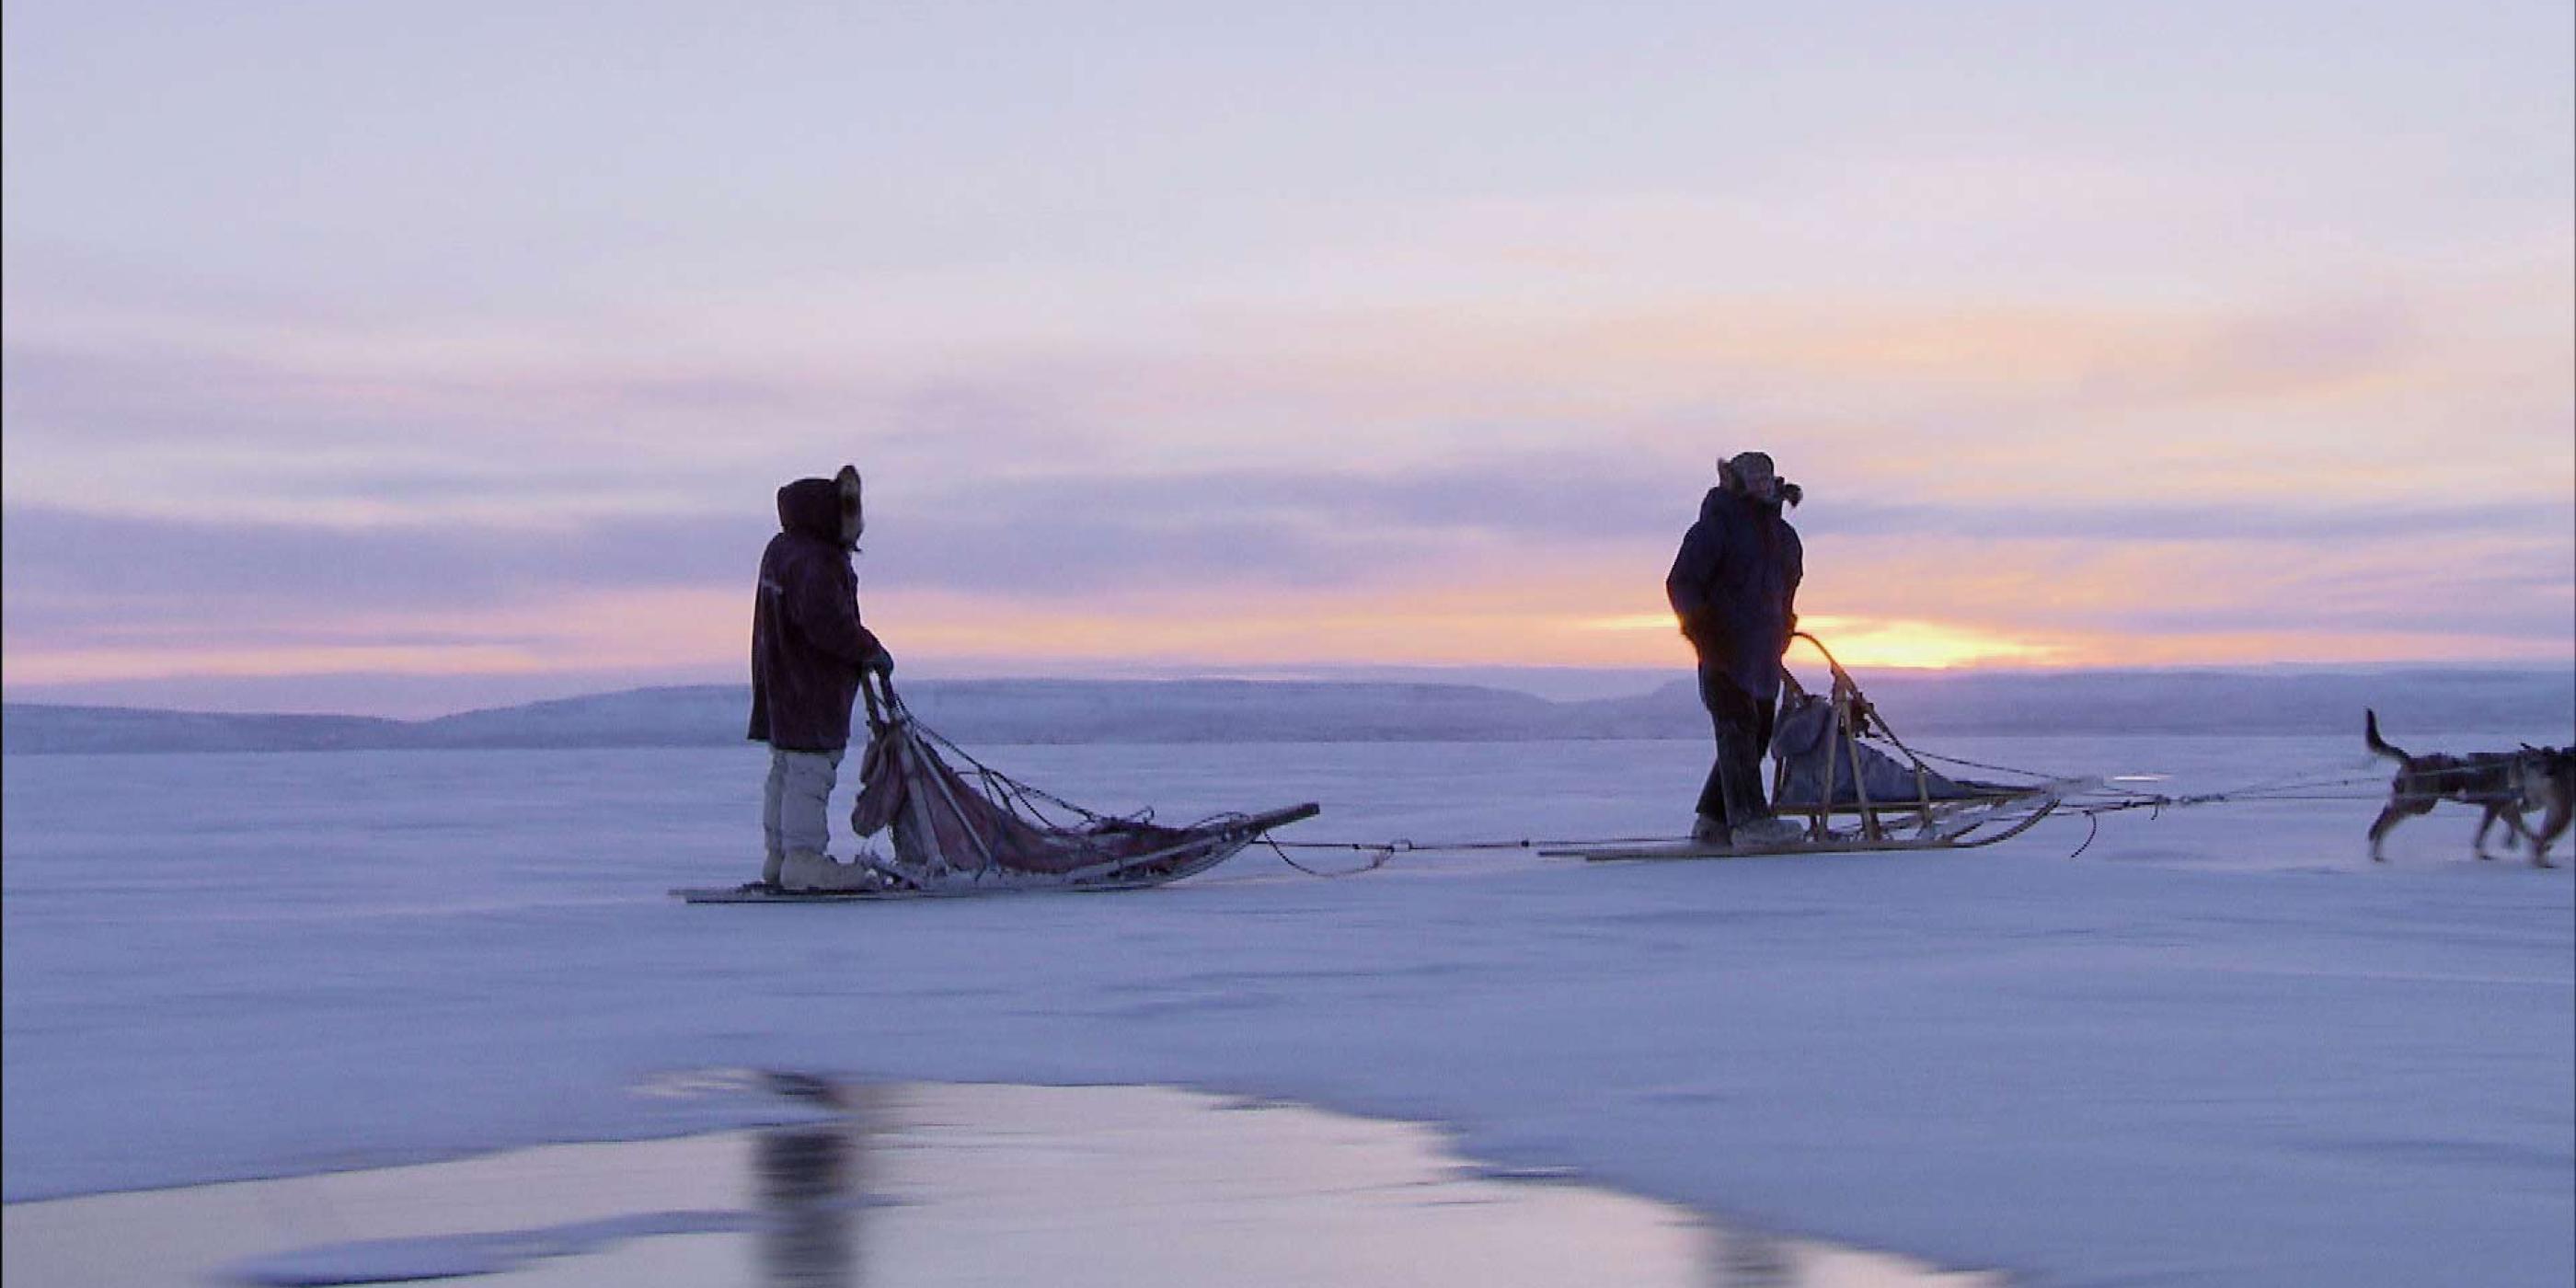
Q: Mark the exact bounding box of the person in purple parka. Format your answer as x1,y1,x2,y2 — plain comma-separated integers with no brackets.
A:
747,465,893,891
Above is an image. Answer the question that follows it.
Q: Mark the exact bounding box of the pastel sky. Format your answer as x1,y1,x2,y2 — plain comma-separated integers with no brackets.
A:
6,1,2570,715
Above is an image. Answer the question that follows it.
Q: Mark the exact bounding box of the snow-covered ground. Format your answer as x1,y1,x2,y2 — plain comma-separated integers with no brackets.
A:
5,733,2570,1286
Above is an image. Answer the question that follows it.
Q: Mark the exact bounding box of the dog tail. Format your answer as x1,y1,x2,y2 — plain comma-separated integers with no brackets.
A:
2363,708,2409,763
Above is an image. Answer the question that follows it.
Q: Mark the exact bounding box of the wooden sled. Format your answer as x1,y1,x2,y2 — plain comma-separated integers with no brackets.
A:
673,802,1320,903
1548,633,2084,863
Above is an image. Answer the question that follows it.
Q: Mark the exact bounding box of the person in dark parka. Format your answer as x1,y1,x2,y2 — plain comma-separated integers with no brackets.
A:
748,465,892,889
1666,451,1805,846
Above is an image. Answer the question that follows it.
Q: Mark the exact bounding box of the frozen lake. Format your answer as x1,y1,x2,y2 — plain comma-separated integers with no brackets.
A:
5,734,2571,1285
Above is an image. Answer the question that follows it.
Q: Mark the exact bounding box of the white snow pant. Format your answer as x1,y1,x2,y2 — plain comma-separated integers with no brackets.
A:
763,748,845,883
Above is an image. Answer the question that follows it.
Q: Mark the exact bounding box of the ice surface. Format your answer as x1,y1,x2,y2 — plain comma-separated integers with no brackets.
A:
4,732,2570,1286
10,1083,1984,1288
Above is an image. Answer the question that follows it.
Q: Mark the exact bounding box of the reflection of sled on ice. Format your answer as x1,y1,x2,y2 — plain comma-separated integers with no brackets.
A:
675,677,1318,903
1547,633,2091,862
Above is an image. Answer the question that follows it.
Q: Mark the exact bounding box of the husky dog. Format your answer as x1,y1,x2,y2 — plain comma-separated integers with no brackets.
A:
2363,710,2561,865
2505,745,2575,868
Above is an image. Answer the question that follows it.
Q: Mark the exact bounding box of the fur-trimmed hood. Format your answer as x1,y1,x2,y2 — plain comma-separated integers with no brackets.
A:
1696,480,1800,523
776,466,861,549
1713,456,1802,510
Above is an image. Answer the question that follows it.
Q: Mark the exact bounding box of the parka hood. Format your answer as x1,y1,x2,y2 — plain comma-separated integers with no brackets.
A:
776,477,844,543
1698,482,1797,523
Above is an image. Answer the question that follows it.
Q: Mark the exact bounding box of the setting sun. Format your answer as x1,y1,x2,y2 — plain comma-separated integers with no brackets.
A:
1786,615,2062,670
1578,611,2059,670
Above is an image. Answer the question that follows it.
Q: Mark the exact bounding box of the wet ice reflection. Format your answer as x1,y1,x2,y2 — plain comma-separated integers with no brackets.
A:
1,1081,2004,1287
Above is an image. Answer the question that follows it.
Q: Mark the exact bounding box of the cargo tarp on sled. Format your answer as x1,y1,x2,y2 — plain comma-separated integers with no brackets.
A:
843,680,1316,893
1769,688,2016,809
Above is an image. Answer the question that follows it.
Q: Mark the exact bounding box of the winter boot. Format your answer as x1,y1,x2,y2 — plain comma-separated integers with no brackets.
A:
780,850,882,893
1731,815,1808,846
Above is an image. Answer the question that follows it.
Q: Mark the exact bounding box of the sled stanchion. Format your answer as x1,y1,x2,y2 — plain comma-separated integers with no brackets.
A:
1842,686,1880,842
910,722,1000,880
874,679,1004,881
1816,685,1844,843
860,672,886,733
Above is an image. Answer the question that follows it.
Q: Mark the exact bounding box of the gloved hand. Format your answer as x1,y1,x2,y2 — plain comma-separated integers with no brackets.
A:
868,647,895,679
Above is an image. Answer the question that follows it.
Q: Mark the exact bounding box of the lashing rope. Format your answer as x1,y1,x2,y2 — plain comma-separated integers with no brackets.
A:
1259,833,1698,876
880,694,1266,868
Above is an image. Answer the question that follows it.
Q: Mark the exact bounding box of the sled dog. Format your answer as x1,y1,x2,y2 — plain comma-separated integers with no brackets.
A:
2363,710,2563,866
2506,745,2574,868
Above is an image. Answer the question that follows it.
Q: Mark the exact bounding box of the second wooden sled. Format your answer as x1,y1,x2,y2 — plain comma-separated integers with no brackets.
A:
1547,633,2087,862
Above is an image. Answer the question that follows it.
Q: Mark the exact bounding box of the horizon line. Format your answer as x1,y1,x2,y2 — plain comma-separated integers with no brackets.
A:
8,658,2574,725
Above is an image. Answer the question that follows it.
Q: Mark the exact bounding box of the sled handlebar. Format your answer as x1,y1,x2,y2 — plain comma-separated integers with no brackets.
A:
861,668,899,731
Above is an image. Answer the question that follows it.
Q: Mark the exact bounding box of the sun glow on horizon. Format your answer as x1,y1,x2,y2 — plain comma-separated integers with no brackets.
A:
14,584,2565,696
7,564,2566,698
1578,612,2062,670
1791,615,2066,670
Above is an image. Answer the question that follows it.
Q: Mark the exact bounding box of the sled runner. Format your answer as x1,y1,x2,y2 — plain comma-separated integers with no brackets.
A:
1547,633,2087,862
677,677,1319,903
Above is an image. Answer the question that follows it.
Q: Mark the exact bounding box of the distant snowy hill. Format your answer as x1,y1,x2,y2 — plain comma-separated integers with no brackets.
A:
410,686,755,749
0,704,415,754
4,669,2568,754
404,679,1568,747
